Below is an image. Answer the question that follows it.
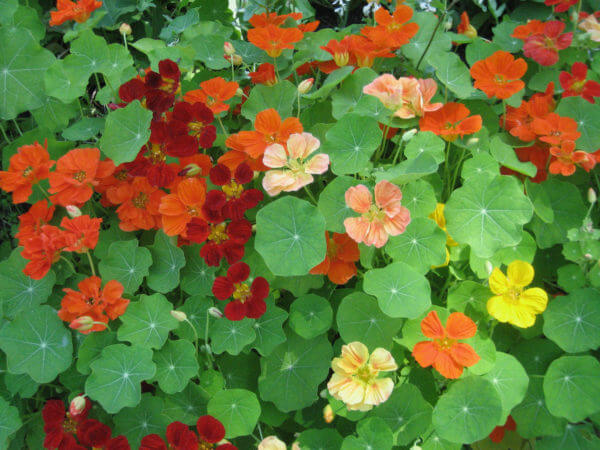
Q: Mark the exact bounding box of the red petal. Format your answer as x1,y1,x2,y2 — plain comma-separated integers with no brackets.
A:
246,297,267,319
187,218,209,243
213,276,235,300
225,300,247,321
196,415,226,443
223,242,245,264
140,434,168,450
210,164,232,186
159,59,180,80
234,163,253,184
227,261,250,283
250,277,269,299
77,419,111,447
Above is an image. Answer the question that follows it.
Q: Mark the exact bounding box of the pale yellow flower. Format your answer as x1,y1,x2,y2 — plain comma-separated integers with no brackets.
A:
258,436,286,450
579,15,600,42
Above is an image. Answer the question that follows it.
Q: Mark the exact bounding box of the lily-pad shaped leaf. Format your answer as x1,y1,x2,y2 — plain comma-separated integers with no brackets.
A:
153,339,199,394
445,175,533,258
289,294,332,339
543,288,600,353
461,152,500,181
161,375,224,425
147,231,186,293
255,196,326,276
543,355,600,422
118,294,179,349
98,240,152,294
258,330,332,412
174,295,214,342
0,305,72,383
98,100,153,166
44,55,92,103
251,298,288,356
555,96,600,152
401,180,437,219
114,394,170,448
31,96,78,133
241,80,297,121
304,66,354,100
347,417,394,450
322,113,382,175
207,389,261,439
447,281,491,313
62,117,105,141
384,218,447,273
363,262,431,319
432,377,503,444
427,51,474,99
337,292,403,349
482,352,529,422
0,396,21,446
490,135,537,177
188,34,229,70
299,429,344,449
0,248,55,319
318,175,362,233
404,131,445,163
331,67,379,119
85,344,156,414
180,245,217,296
210,318,256,356
70,30,111,75
401,12,452,65
536,423,600,450
524,178,554,224
374,152,440,185
76,331,117,375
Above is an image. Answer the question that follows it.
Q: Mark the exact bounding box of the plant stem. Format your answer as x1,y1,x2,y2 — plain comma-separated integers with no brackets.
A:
122,33,128,51
35,183,51,200
304,185,318,205
0,123,11,144
86,251,96,277
216,116,228,138
12,119,22,136
415,0,458,71
502,100,507,129
203,310,214,367
60,256,76,274
297,91,301,118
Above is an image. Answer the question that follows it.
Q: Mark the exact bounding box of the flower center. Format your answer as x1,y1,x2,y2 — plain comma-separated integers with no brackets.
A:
435,337,456,351
505,286,522,304
148,143,166,164
494,74,507,85
115,169,128,181
354,363,377,384
159,77,177,93
543,36,557,50
327,238,339,259
186,206,199,217
223,181,244,199
188,121,205,136
233,282,251,302
62,416,78,434
208,223,228,244
198,442,214,450
365,204,386,222
132,192,148,209
73,171,87,182
23,166,33,177
571,79,586,93
333,52,349,67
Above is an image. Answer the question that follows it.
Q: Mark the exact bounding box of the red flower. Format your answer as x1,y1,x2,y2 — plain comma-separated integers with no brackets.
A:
15,200,55,246
144,59,181,113
470,51,527,100
249,63,277,86
212,262,269,320
21,225,69,280
107,177,165,232
77,419,111,448
61,215,102,253
168,101,217,152
140,416,236,450
194,219,252,267
196,415,226,444
489,416,517,443
544,0,578,13
531,112,580,146
511,20,545,40
42,399,89,449
559,62,600,103
522,20,573,66
457,12,476,38
184,77,239,115
310,232,360,284
159,177,207,237
249,12,302,28
0,140,54,204
320,36,355,69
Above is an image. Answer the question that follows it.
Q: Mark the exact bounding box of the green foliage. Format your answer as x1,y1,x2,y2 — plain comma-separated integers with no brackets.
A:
207,389,261,438
98,240,152,294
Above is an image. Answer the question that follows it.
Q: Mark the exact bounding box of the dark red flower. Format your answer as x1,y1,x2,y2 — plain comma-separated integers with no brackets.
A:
196,415,225,443
212,262,269,320
144,59,181,113
77,419,111,447
105,435,131,450
559,62,600,103
119,78,146,103
42,399,89,450
198,219,252,267
544,0,577,13
168,102,217,153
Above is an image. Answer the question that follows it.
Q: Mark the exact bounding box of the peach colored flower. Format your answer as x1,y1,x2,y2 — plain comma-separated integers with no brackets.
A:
579,15,600,42
262,132,329,196
343,180,410,248
327,342,397,411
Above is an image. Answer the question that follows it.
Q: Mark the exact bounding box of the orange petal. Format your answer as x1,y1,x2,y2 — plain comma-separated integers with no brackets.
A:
412,341,438,368
433,351,464,379
420,310,445,339
445,312,477,340
449,343,480,368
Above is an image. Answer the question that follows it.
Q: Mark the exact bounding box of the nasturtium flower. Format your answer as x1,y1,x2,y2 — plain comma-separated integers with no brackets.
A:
327,342,398,411
412,310,480,379
489,416,517,444
419,103,482,141
522,20,572,66
549,140,597,176
49,0,102,26
470,50,528,99
21,225,69,280
531,112,580,146
61,215,102,253
487,260,548,328
429,203,458,247
168,101,217,151
15,200,55,246
579,14,600,42
247,24,304,57
559,62,600,103
159,177,207,237
42,399,90,449
511,20,545,40
344,180,411,248
249,63,277,86
457,12,476,38
361,5,419,50
262,132,329,196
544,0,577,12
140,416,236,450
249,12,302,28
310,232,360,284
212,262,269,320
0,141,54,204
107,176,166,232
184,77,239,115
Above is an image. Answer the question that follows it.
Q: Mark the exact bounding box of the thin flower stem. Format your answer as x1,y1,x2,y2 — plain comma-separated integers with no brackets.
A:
297,91,301,118
230,58,235,81
304,185,318,205
12,119,23,136
273,57,280,81
60,256,76,274
415,0,459,71
203,310,214,367
0,122,10,144
35,183,51,200
77,99,85,118
122,32,128,51
216,116,229,138
502,99,507,129
102,74,117,103
86,251,96,277
184,317,200,355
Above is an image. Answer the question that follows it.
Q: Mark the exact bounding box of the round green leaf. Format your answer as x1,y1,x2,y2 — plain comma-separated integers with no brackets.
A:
331,67,379,119
337,292,403,349
99,100,153,166
363,262,431,319
467,335,497,376
218,352,259,391
32,97,78,133
402,12,451,65
85,344,156,413
404,132,445,163
432,377,503,444
118,293,179,349
299,429,343,450
445,175,533,258
189,34,230,70
76,331,117,375
160,374,223,425
250,298,288,356
207,389,261,438
70,30,111,75
543,288,600,353
98,240,152,294
113,394,170,448
555,96,600,152
384,218,447,273
543,355,600,422
173,295,213,342
0,248,55,319
427,51,474,99
147,231,186,294
401,179,437,218
556,264,586,293
373,383,433,445
0,305,72,383
62,117,105,141
180,245,217,296
241,80,297,121
0,396,21,445
537,423,600,450
44,55,91,103
317,175,361,233
447,281,491,313
512,337,563,375
322,113,381,174
153,340,199,394
255,196,326,276
289,294,332,339
258,330,332,412
482,352,529,422
209,318,256,355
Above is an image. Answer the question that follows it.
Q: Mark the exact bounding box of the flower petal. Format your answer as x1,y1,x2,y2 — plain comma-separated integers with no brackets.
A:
445,312,477,340
520,287,548,314
420,310,445,339
489,268,509,295
369,348,398,372
345,185,372,213
262,144,288,168
449,343,480,368
507,260,534,288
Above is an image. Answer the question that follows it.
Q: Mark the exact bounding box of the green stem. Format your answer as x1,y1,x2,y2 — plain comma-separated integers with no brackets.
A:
415,0,458,71
502,100,507,129
230,58,235,81
77,99,85,118
102,74,117,103
272,57,280,82
216,116,229,138
35,183,51,200
203,310,214,367
304,185,318,205
60,256,76,274
12,119,22,136
86,251,96,277
185,317,199,355
0,122,10,144
122,32,128,51
93,72,102,97
297,91,301,118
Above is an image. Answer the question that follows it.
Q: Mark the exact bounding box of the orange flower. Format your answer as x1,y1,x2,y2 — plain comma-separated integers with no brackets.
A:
247,25,304,58
470,51,528,100
348,35,394,68
159,177,206,236
61,215,102,253
419,103,482,141
58,276,129,334
184,77,239,115
48,148,115,207
0,141,54,204
249,12,303,28
511,20,545,40
549,140,596,176
249,63,277,86
310,232,360,284
531,112,580,146
108,177,166,232
21,225,69,280
49,0,102,26
321,36,356,68
412,310,480,379
15,200,55,246
457,12,476,38
361,5,419,50
227,108,303,160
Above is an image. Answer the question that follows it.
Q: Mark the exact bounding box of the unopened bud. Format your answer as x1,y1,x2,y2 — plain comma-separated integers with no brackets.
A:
232,54,243,66
69,316,94,332
323,404,335,423
170,310,187,322
585,253,593,260
235,87,244,97
485,261,494,276
180,163,201,177
444,18,453,31
570,10,579,23
66,205,82,218
298,77,314,94
588,188,597,204
464,24,477,39
401,128,418,142
69,395,87,417
208,307,223,318
119,23,132,36
258,436,286,450
224,42,235,56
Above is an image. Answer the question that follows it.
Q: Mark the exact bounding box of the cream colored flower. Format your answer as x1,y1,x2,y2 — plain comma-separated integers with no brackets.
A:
579,15,600,42
258,435,286,450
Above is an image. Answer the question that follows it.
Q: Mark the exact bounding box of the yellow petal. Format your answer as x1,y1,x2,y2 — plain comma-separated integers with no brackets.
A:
363,377,394,407
487,295,511,323
331,358,354,377
520,287,548,314
487,296,537,328
508,307,537,328
369,348,398,372
507,260,534,288
336,379,366,407
489,268,509,295
327,373,351,397
339,342,369,371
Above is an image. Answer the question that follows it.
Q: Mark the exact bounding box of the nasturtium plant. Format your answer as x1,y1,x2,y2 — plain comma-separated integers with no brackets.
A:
1,0,600,448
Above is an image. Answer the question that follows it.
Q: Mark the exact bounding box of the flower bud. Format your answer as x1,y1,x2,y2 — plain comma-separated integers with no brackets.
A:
232,54,243,66
208,307,223,318
291,443,301,450
119,23,132,36
485,261,494,276
323,404,335,423
464,24,477,39
66,205,82,218
180,163,201,177
298,77,314,94
258,436,286,450
170,310,187,322
69,316,94,332
235,87,244,97
224,41,235,56
444,18,453,31
588,188,597,204
585,253,593,260
69,395,87,417
401,128,418,142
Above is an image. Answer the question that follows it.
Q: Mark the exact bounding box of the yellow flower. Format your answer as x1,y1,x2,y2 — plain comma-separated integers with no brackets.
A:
487,260,548,328
327,342,397,411
258,436,286,450
429,203,458,247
